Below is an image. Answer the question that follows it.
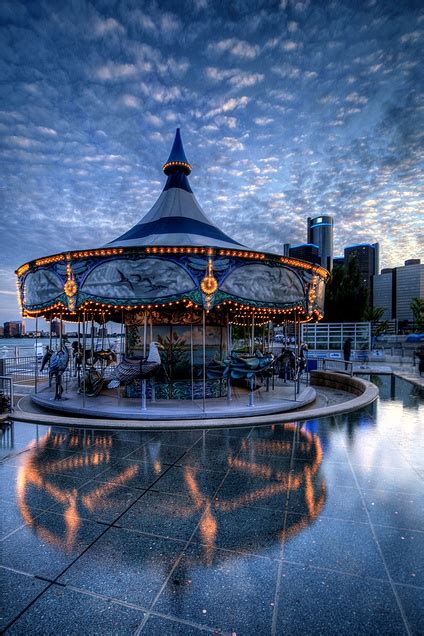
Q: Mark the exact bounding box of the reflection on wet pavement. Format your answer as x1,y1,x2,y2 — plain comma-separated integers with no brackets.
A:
0,375,423,634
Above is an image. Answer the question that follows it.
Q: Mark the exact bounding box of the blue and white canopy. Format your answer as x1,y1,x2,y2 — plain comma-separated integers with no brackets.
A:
16,128,329,323
106,128,244,250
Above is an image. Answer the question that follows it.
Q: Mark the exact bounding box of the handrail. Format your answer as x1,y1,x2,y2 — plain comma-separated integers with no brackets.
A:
318,358,354,377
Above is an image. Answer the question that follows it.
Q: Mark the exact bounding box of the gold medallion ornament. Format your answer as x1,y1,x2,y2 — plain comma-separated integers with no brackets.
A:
307,275,319,316
64,278,77,296
200,274,218,295
200,258,218,295
64,262,77,310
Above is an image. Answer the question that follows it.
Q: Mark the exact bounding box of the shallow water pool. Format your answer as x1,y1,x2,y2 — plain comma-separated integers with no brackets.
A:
1,375,423,634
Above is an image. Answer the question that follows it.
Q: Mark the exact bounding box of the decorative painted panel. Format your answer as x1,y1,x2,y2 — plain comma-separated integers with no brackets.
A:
81,258,196,300
221,263,304,304
316,278,325,310
24,269,63,306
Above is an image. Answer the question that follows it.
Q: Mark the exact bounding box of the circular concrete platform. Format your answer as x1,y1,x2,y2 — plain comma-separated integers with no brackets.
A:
29,382,316,420
9,374,379,430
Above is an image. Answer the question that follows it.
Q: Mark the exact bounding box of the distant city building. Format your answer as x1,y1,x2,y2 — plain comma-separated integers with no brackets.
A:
333,256,344,268
307,216,333,271
50,320,63,336
395,261,424,323
283,243,320,265
344,243,379,301
26,330,43,338
373,269,393,320
372,260,424,324
97,326,108,339
0,326,4,337
4,321,25,337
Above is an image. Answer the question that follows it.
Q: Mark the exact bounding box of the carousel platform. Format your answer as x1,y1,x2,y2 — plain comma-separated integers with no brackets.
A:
28,379,316,421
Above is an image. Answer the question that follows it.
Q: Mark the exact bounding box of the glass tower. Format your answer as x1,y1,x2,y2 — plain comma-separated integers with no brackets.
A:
344,243,379,301
307,216,334,271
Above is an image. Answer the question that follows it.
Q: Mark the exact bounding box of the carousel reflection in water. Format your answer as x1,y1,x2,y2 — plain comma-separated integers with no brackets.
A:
16,425,326,560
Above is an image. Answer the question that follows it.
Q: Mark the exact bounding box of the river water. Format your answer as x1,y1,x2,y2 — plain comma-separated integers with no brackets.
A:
0,336,123,358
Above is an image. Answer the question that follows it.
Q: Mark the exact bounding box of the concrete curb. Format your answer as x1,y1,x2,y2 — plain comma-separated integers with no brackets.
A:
392,372,424,391
9,372,379,430
29,386,316,421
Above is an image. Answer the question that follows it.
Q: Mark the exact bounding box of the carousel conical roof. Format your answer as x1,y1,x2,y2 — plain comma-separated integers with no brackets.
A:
106,128,244,250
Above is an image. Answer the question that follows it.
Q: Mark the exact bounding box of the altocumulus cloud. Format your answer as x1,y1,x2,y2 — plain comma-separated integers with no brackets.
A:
0,0,422,322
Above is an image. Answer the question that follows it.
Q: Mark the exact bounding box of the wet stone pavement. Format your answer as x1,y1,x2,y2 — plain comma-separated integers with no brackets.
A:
0,375,423,635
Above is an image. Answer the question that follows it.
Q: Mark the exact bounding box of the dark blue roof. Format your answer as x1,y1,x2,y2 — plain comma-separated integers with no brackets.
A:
110,216,242,246
163,128,192,175
163,171,192,193
105,128,246,249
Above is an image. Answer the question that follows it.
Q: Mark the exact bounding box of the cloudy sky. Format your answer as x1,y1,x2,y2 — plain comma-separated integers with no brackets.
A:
0,0,423,323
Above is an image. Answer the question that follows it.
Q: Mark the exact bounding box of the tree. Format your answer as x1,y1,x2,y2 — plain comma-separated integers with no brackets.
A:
410,297,424,331
363,306,389,340
324,258,368,322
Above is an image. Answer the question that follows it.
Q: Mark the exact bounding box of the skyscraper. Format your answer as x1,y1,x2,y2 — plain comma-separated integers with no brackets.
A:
307,216,333,271
372,260,423,324
285,243,320,265
3,321,25,337
344,243,379,301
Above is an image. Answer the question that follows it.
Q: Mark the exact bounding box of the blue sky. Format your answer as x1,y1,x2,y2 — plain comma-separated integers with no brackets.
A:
0,0,423,323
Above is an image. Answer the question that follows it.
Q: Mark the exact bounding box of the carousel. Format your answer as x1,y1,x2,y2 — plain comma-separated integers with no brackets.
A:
15,129,329,421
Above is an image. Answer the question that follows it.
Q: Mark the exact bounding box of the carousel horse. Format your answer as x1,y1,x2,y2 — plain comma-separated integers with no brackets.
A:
92,349,117,367
71,342,92,377
71,342,117,376
276,347,296,381
48,346,70,400
102,342,162,389
276,343,308,382
207,350,275,382
298,343,308,376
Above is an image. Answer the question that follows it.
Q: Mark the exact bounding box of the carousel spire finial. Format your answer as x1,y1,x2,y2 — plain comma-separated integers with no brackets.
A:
163,128,192,175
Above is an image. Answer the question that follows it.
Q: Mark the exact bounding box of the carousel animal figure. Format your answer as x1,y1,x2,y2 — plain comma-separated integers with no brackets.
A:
102,342,163,390
92,349,117,367
71,342,117,379
207,350,275,382
48,346,70,400
40,346,54,376
276,347,296,382
71,341,92,378
276,343,308,382
78,367,106,397
298,343,308,376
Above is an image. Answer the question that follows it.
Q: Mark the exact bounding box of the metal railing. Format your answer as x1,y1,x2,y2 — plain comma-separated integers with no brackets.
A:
317,358,354,377
0,356,74,386
0,356,49,384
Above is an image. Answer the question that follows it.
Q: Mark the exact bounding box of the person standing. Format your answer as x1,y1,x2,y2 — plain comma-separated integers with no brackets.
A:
343,338,352,370
415,347,424,377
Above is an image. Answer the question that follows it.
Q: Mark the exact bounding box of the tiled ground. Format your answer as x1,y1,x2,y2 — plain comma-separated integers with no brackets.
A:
1,375,423,635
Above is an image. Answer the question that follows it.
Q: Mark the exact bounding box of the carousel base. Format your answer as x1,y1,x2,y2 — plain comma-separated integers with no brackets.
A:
29,380,316,421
